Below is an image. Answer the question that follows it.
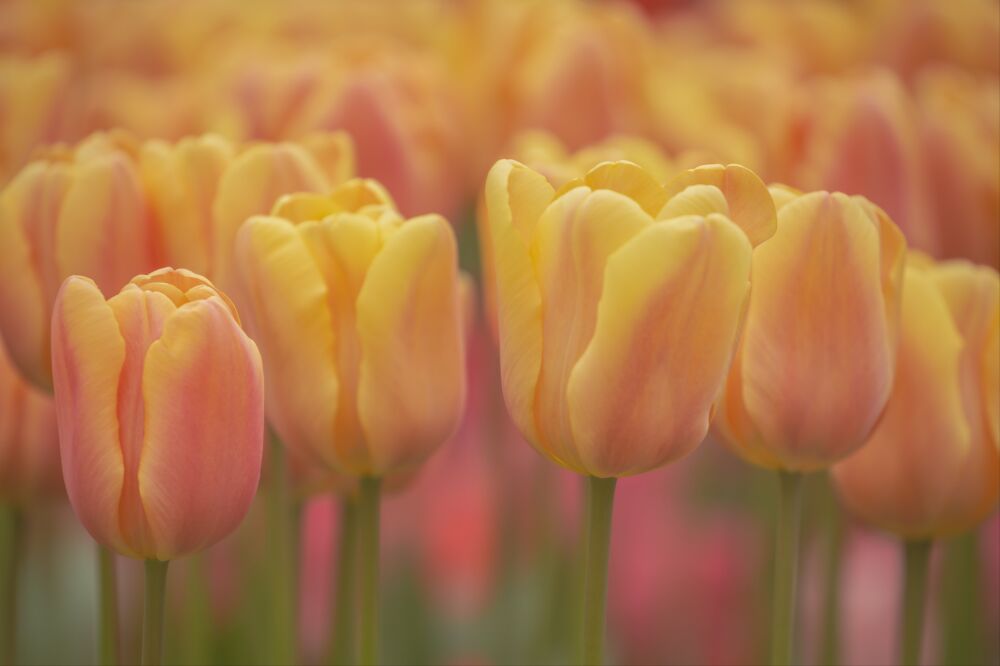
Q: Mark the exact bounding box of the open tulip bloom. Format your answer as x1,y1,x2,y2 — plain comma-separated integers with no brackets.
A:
484,158,777,664
51,268,264,665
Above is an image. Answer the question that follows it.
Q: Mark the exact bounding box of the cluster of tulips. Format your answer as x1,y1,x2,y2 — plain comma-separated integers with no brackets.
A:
0,1,998,666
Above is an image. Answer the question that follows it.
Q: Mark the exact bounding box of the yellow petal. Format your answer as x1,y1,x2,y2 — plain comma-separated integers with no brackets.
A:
271,193,340,224
582,161,667,216
532,187,651,470
663,164,776,246
232,216,339,470
656,184,729,220
567,214,752,477
833,267,971,539
297,131,356,186
483,160,553,448
50,277,129,554
739,192,897,469
356,216,466,475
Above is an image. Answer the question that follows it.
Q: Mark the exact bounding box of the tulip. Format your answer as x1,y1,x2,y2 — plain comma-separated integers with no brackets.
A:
0,131,160,391
484,158,775,664
234,179,466,665
832,258,998,666
712,186,906,666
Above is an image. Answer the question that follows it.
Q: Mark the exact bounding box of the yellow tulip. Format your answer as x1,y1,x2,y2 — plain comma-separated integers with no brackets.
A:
714,188,907,471
484,159,775,477
233,179,466,477
833,259,999,539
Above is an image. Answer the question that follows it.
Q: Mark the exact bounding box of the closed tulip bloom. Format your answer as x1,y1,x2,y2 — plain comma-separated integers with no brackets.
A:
234,179,466,477
715,188,907,471
0,131,159,390
484,159,775,477
833,259,1000,539
0,335,61,503
51,268,264,560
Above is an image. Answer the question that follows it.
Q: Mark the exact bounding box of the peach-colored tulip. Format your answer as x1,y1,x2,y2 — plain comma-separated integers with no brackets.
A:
0,131,159,390
833,259,999,539
51,268,264,560
484,159,775,477
234,179,466,477
714,188,907,471
0,335,61,503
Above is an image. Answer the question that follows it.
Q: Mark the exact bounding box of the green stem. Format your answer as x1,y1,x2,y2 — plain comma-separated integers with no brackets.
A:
331,497,359,666
581,476,617,666
901,540,932,666
141,560,169,666
266,438,298,665
0,506,21,666
771,471,804,666
98,547,120,666
358,477,381,666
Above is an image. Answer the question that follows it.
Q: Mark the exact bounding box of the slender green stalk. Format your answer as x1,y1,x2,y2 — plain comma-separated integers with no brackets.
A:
818,480,844,666
358,477,381,666
331,497,359,666
900,540,932,666
0,506,21,666
581,476,617,666
98,547,120,666
771,471,804,666
940,533,984,665
266,438,298,665
141,560,169,666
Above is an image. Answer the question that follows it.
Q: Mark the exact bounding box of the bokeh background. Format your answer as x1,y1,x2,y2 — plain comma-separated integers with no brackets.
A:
1,0,998,665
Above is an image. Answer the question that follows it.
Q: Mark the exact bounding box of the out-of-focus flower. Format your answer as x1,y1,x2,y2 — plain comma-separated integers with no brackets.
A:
0,334,61,503
234,180,466,477
210,132,354,293
715,188,907,471
51,268,264,560
484,159,774,477
833,258,999,539
0,131,159,390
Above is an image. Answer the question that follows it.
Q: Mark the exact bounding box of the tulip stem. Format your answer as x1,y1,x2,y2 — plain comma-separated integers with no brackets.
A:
900,540,932,666
0,505,22,666
581,476,617,666
358,477,381,666
141,559,169,666
331,497,359,666
771,471,803,666
98,546,120,666
266,438,298,665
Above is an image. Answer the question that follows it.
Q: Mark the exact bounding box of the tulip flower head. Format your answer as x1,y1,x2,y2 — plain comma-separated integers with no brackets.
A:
51,268,264,560
833,258,999,539
234,179,466,477
484,159,776,477
714,187,907,471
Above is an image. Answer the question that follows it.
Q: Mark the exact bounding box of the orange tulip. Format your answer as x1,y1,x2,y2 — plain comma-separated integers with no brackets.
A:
715,187,907,471
51,268,264,559
833,259,999,539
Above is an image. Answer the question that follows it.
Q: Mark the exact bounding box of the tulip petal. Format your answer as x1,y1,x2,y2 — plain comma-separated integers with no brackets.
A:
51,277,129,554
0,162,72,389
533,187,652,470
663,164,776,246
297,131,355,186
139,297,264,559
356,215,466,475
740,192,895,469
833,268,970,539
233,216,339,469
657,184,729,220
483,160,553,448
567,214,752,477
582,161,667,216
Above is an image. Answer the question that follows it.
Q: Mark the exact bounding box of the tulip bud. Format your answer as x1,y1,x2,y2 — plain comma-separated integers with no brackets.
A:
484,159,774,477
51,268,264,560
833,259,1000,539
233,179,466,477
714,189,907,471
0,335,61,503
0,131,159,390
